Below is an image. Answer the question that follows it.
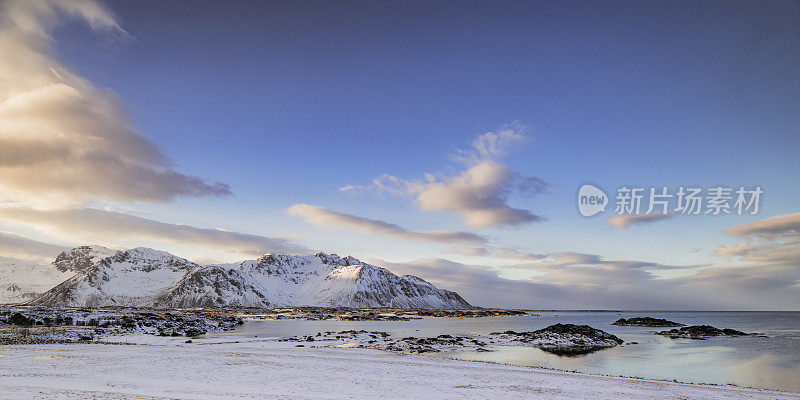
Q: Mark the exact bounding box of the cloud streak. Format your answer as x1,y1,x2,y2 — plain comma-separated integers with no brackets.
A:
287,204,487,245
0,231,67,262
723,212,800,238
0,207,304,258
606,213,675,229
0,0,230,206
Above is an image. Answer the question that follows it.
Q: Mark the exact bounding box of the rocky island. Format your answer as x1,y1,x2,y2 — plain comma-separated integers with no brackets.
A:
612,317,685,327
491,324,625,355
656,325,752,339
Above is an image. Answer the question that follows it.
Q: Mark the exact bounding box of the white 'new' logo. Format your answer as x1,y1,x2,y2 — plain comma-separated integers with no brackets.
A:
578,184,608,217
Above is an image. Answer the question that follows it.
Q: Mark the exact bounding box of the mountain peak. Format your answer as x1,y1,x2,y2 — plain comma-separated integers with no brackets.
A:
53,245,116,273
314,252,363,267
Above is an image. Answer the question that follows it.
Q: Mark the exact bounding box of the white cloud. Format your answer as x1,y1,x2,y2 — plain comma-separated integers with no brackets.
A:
0,0,230,206
287,204,487,245
606,213,675,229
340,124,547,228
413,160,542,227
0,207,305,258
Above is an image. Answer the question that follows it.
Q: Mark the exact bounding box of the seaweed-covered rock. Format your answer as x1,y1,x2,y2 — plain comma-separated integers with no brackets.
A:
491,324,623,355
612,317,684,327
656,325,750,339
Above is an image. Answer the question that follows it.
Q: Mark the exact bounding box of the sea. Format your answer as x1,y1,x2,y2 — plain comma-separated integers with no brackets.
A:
204,311,800,392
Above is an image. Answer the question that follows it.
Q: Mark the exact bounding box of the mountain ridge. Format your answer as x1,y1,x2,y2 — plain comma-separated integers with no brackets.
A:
12,246,471,309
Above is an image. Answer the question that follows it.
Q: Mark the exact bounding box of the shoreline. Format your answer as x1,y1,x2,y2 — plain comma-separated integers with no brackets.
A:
1,334,798,399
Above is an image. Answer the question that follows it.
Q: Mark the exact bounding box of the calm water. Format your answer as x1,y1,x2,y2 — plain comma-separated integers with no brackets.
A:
204,311,800,392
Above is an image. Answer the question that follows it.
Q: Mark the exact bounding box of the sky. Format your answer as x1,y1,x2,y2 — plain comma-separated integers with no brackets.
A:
1,0,799,310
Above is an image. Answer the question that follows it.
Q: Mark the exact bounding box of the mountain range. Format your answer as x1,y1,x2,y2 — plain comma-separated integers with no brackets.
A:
1,246,471,309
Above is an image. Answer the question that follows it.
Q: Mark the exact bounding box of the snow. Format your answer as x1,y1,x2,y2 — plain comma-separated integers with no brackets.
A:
0,335,795,399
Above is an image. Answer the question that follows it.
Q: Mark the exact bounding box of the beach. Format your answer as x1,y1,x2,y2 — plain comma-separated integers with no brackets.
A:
0,335,797,399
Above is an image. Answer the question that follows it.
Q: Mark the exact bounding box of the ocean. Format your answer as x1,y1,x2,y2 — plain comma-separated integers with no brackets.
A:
204,311,800,392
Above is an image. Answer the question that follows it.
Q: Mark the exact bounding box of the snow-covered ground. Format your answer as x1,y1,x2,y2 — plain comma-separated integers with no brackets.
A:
0,335,796,399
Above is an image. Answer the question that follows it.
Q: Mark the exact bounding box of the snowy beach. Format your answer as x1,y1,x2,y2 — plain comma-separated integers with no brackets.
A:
1,335,797,400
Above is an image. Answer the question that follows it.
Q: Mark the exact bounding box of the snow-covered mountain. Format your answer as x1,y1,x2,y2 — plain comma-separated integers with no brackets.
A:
34,247,203,307
25,247,472,309
0,246,115,304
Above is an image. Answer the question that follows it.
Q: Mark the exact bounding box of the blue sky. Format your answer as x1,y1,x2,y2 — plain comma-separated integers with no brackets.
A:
1,0,799,309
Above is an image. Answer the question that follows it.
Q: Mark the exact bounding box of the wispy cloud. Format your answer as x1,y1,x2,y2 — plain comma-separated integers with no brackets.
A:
491,246,547,261
606,213,675,229
723,212,800,238
440,245,546,261
440,247,490,257
340,123,548,228
455,122,529,162
0,207,305,258
0,0,230,206
287,204,487,245
509,251,702,271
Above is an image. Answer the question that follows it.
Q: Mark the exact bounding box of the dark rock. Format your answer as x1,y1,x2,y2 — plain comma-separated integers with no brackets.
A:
612,317,684,327
656,325,751,338
184,328,206,337
8,312,34,326
533,324,624,344
491,324,623,355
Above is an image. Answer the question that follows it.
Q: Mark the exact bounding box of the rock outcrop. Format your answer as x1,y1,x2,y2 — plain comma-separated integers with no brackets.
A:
656,325,751,339
612,317,685,327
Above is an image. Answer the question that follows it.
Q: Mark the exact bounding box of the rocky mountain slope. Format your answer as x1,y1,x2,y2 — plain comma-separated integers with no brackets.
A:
0,246,114,304
23,247,471,309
